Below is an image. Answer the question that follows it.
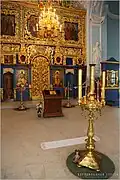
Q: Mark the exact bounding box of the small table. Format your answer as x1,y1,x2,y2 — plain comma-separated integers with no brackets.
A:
42,90,63,118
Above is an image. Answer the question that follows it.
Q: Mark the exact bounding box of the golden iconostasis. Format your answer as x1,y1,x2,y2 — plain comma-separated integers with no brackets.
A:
1,0,86,101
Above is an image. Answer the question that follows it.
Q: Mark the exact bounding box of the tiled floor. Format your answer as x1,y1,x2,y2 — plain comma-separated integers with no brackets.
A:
1,101,119,179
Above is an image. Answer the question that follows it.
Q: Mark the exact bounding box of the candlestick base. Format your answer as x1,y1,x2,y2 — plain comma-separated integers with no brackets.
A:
14,101,29,111
66,150,115,179
101,99,105,106
63,100,75,108
18,102,26,110
77,99,82,106
78,151,101,171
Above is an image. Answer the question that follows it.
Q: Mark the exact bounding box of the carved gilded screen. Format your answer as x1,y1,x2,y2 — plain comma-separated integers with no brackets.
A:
24,7,86,47
31,56,49,100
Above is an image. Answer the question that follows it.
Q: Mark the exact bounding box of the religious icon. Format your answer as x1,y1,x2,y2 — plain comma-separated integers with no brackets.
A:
1,14,15,36
106,70,118,87
27,15,39,37
64,22,78,41
19,46,27,64
4,55,13,64
54,57,63,65
54,70,61,86
16,70,28,89
52,70,64,87
19,55,26,64
77,58,83,65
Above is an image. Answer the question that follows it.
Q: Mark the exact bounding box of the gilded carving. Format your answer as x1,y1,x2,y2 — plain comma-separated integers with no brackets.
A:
1,44,20,53
26,44,37,62
1,1,86,99
54,46,63,65
1,54,16,64
26,45,52,63
1,43,20,64
3,68,14,74
60,47,82,65
31,56,49,99
23,4,86,51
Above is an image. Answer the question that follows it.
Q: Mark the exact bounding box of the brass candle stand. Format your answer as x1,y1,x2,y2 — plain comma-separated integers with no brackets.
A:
18,87,26,110
77,64,104,171
66,64,115,179
63,82,75,108
15,86,28,111
78,93,103,171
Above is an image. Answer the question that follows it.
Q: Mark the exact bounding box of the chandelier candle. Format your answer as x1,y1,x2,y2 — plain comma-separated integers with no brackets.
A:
38,4,61,38
78,68,82,105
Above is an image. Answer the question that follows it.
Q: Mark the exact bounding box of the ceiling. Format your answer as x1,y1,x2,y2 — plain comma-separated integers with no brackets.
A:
2,0,119,15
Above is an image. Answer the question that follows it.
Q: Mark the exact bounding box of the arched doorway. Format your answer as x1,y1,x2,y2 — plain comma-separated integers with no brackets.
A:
31,55,50,100
3,72,14,101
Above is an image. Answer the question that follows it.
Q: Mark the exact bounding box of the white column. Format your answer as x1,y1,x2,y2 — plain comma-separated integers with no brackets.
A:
78,69,82,105
86,5,91,86
90,20,93,64
101,71,106,105
103,17,107,60
91,13,105,78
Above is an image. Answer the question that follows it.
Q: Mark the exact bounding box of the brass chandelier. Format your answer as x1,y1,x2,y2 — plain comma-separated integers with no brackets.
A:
37,0,62,38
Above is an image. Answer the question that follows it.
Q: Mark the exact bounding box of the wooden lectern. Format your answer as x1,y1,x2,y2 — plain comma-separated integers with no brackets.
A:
42,90,63,118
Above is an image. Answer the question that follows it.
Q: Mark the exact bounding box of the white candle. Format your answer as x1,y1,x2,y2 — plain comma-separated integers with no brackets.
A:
90,64,95,94
78,69,82,104
101,71,106,100
102,71,106,87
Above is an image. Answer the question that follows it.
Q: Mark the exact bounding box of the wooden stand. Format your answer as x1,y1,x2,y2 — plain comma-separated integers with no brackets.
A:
42,90,63,118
